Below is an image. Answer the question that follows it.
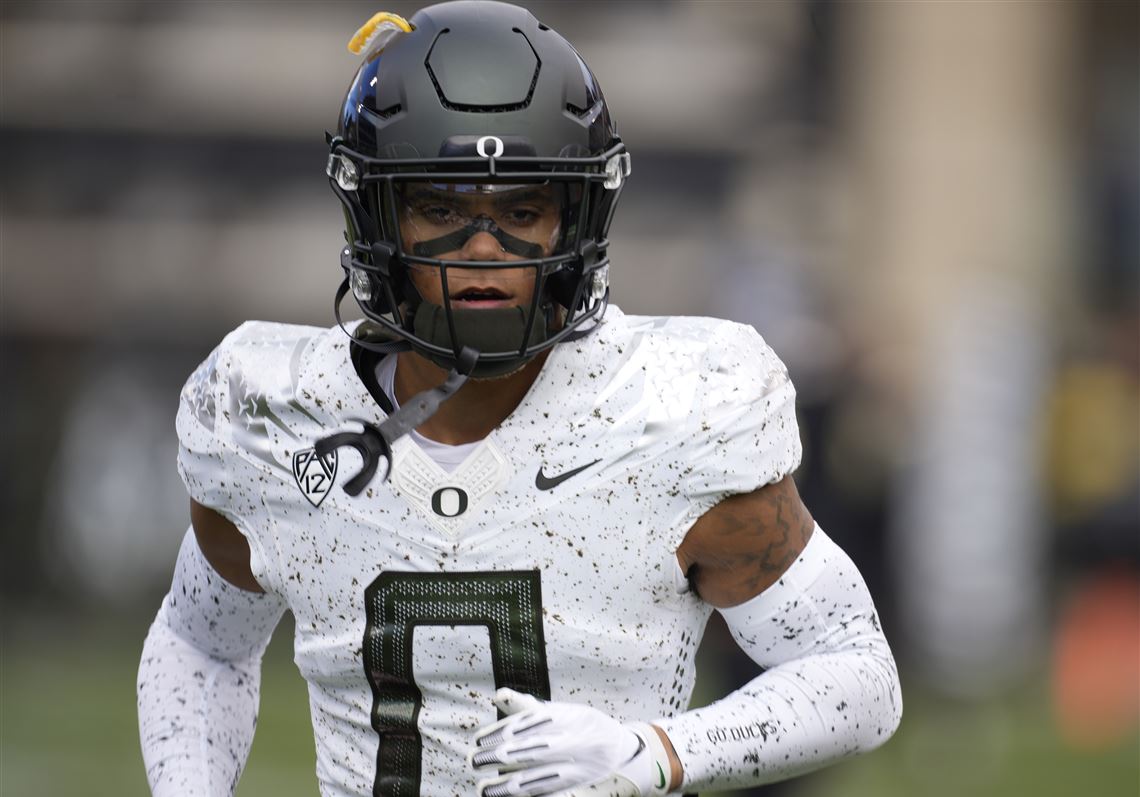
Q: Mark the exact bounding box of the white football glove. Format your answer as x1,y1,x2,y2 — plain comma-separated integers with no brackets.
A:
468,688,673,797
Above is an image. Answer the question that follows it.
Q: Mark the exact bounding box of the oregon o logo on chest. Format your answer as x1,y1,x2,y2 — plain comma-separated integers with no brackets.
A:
431,487,469,517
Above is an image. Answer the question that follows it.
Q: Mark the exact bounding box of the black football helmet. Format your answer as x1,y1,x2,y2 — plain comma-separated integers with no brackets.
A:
328,0,630,378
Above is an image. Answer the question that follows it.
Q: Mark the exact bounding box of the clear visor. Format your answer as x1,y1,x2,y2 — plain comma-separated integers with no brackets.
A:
395,181,573,260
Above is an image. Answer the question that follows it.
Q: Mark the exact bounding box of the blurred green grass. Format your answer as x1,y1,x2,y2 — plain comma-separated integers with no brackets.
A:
3,613,317,797
2,613,1136,797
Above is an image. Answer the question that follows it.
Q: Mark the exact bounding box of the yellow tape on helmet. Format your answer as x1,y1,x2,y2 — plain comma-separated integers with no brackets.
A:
348,12,414,55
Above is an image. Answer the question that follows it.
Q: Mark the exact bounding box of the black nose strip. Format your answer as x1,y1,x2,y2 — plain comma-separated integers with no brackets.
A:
412,215,545,259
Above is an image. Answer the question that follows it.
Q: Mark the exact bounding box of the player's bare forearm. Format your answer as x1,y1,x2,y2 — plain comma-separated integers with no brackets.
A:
677,476,814,607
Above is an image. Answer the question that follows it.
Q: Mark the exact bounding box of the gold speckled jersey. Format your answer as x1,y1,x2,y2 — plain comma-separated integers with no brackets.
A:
176,305,801,797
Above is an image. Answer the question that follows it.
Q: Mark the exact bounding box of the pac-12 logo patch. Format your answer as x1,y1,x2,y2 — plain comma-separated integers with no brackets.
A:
293,448,338,507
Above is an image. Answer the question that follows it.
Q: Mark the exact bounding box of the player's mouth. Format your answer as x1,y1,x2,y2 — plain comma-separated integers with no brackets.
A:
451,286,514,308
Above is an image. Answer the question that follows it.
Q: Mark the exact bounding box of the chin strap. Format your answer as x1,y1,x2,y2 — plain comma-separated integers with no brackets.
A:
315,344,479,495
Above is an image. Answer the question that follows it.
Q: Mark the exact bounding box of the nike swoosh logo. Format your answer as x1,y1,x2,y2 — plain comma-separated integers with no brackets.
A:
534,459,600,491
656,761,666,790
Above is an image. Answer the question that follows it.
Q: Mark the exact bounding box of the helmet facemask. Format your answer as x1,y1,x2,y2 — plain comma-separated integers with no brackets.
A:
328,141,627,378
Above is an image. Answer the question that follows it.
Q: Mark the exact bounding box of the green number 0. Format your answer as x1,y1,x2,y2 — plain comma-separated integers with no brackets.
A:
362,571,552,797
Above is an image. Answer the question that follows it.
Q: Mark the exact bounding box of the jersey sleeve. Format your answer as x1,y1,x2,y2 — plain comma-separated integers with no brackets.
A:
175,325,281,594
678,322,802,526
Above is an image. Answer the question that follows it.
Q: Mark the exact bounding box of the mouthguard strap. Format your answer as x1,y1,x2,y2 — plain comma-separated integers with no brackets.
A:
314,345,479,494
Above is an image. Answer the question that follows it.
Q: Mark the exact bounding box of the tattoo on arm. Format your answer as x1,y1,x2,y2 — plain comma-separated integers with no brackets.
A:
679,476,814,607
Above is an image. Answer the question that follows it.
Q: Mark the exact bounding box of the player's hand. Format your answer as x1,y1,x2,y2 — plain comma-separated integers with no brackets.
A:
468,688,671,797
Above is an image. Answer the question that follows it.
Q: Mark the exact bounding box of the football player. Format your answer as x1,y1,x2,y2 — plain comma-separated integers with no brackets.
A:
137,3,902,796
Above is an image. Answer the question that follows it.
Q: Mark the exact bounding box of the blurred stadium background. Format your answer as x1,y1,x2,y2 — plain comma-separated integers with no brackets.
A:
2,1,1136,795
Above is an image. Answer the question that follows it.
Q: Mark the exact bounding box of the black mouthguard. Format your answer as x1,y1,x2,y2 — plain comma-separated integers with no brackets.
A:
314,346,480,494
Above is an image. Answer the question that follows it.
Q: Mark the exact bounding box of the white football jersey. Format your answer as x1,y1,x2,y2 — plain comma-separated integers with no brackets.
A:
176,305,801,797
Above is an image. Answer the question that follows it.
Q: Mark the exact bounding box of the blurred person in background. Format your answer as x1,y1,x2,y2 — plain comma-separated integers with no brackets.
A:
136,3,900,796
1045,9,1139,743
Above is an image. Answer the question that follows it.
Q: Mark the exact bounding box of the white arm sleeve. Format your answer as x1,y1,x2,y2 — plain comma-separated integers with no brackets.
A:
658,526,902,792
137,529,286,797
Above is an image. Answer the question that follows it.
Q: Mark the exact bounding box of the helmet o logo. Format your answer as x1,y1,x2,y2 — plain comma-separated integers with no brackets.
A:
475,135,505,159
431,487,469,518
